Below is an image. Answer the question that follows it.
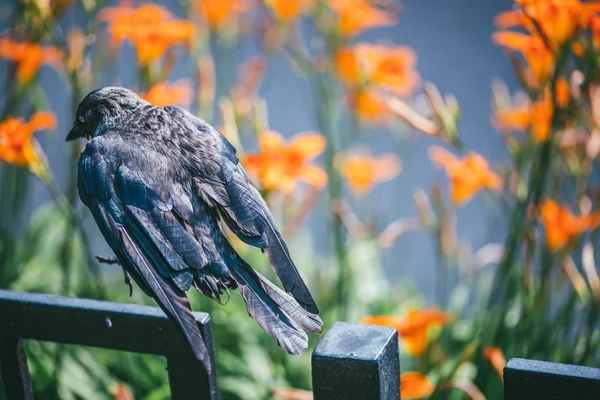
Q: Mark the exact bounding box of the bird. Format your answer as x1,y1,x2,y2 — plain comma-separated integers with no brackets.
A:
66,86,322,371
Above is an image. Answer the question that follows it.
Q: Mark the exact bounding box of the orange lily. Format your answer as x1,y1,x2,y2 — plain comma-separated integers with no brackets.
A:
326,0,396,37
110,383,134,400
396,308,449,356
140,80,194,108
0,39,63,84
493,78,569,142
348,89,391,123
266,0,315,22
539,199,600,251
195,0,251,29
272,387,313,400
496,1,600,46
0,112,56,176
492,31,554,86
337,43,419,97
99,3,195,64
401,372,435,399
483,347,507,382
340,153,401,196
244,130,327,193
429,146,503,205
362,307,449,356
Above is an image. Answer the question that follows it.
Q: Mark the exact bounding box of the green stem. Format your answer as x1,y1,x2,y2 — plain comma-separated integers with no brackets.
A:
311,73,349,320
492,49,569,303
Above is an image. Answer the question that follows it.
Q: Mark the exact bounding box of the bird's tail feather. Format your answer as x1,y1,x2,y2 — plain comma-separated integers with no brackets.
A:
121,229,211,371
228,252,322,355
261,211,319,314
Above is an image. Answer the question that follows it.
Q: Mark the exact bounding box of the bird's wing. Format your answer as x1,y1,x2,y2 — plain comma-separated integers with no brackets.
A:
77,135,211,370
164,106,319,314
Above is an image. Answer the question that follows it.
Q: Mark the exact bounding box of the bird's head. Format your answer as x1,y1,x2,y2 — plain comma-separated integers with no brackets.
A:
66,86,146,141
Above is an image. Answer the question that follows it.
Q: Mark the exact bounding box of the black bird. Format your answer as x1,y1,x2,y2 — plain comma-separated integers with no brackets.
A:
67,87,322,371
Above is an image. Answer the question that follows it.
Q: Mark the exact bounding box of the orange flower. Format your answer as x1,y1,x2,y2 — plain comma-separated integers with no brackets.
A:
244,130,327,193
99,3,195,64
429,147,503,205
0,39,63,84
483,347,507,382
195,0,251,28
0,112,56,175
539,199,600,251
396,308,448,356
348,89,391,123
519,0,600,46
496,1,600,46
401,372,435,399
493,78,569,142
492,31,554,86
340,153,401,195
272,387,313,400
336,44,420,96
361,307,449,356
110,383,134,400
266,0,315,22
326,0,396,37
140,80,193,108
361,315,404,328
493,106,530,132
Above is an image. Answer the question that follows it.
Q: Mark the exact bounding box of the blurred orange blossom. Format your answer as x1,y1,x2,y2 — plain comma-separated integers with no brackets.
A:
539,199,600,251
429,147,503,205
483,346,507,382
140,80,194,108
493,78,569,142
272,387,313,400
492,31,554,87
361,307,449,356
244,130,327,193
340,153,401,196
266,0,315,22
0,38,63,84
400,372,435,399
496,0,600,47
348,89,391,123
493,0,600,86
327,0,396,37
0,112,56,174
99,3,195,64
110,383,134,400
195,0,252,29
337,43,420,97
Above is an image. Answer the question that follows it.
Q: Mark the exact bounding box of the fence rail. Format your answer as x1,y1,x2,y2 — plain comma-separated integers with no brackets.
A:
0,289,217,400
504,357,600,400
2,289,600,399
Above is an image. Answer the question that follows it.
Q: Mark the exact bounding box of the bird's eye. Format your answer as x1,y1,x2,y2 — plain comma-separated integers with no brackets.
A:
78,116,85,124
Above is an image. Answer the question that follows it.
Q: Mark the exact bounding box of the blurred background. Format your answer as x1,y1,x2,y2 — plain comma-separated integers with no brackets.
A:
0,0,516,298
1,0,599,399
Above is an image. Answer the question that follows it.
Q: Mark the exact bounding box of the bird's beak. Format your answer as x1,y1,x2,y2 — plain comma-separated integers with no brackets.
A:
66,124,84,141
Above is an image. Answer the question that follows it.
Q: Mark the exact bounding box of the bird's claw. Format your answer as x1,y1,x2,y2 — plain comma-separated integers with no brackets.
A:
123,269,133,297
95,255,120,265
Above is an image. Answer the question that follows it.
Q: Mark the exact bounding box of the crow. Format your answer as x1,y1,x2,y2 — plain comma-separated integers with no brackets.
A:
66,87,322,371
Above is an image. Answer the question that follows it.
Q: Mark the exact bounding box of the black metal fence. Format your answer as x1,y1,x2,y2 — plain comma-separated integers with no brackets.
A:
1,289,600,400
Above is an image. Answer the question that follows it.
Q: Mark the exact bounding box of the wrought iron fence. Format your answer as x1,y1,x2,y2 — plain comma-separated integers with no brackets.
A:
1,289,599,399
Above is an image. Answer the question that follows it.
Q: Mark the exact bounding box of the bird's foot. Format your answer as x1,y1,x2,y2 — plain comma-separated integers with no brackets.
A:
95,255,120,265
122,268,133,297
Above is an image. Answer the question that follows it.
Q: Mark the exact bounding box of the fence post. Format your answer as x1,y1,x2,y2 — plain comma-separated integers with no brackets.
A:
504,358,600,400
312,321,400,400
0,336,33,400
